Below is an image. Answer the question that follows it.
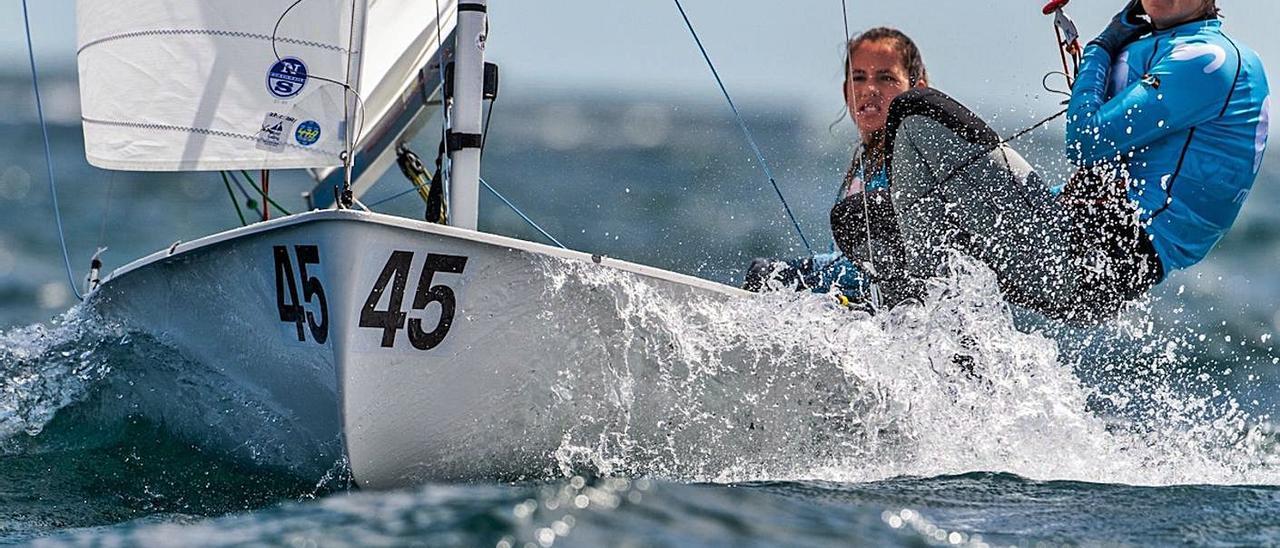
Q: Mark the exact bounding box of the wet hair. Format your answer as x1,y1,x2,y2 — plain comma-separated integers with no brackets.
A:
1205,0,1222,17
839,27,928,173
844,27,928,88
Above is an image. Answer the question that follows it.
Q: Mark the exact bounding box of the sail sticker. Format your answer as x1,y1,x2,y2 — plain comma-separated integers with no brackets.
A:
295,121,321,146
257,112,298,152
267,57,308,99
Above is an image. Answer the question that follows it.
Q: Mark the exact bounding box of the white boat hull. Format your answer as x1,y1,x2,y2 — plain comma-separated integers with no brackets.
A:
93,210,864,487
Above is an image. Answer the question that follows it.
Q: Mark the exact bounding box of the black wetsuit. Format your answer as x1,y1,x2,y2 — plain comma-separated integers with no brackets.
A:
831,88,1161,323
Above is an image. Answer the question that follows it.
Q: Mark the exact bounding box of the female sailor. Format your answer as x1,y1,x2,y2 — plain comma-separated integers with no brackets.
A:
744,27,929,305
831,0,1269,323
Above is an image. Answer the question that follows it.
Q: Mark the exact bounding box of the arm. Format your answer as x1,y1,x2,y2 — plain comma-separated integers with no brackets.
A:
1066,40,1237,166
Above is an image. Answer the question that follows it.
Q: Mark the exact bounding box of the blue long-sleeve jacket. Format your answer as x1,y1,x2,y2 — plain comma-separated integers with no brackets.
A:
1065,18,1270,278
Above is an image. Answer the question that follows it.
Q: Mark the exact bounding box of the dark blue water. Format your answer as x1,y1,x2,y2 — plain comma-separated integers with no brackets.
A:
2,73,1280,546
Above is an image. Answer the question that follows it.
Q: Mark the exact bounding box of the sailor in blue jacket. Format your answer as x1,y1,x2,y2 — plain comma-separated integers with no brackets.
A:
1067,0,1270,279
829,0,1269,323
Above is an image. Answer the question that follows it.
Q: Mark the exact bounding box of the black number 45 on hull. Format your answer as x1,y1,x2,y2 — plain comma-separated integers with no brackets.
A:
273,245,329,344
360,251,468,350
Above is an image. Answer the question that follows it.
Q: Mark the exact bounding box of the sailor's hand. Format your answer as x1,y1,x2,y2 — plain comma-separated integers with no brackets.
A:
1089,0,1151,54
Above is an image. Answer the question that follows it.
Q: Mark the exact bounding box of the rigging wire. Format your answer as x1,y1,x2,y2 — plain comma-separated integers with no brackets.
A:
480,177,565,249
236,170,292,216
270,0,369,177
363,177,565,249
220,171,249,226
433,0,451,212
96,171,116,251
671,0,813,254
339,0,359,191
366,186,421,208
225,171,263,216
22,0,82,302
839,0,851,46
838,0,883,307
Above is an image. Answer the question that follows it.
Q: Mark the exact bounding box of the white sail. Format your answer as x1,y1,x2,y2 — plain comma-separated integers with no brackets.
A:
309,0,458,207
358,0,456,147
76,0,366,171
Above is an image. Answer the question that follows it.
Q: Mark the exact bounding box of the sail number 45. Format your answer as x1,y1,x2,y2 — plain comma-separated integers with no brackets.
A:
360,251,468,350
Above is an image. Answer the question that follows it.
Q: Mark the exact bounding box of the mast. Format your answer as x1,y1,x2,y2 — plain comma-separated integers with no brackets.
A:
447,0,487,230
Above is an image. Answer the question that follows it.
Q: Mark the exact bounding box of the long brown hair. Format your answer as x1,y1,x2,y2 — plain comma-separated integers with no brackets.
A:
844,27,928,90
1205,0,1222,17
843,28,928,179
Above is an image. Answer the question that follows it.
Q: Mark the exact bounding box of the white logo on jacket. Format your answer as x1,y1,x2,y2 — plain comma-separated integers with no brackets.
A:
1169,43,1228,74
1110,50,1133,95
1256,95,1271,174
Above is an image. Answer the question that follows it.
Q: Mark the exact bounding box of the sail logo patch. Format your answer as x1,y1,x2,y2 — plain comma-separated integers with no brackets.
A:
257,112,298,152
295,121,321,146
267,57,308,99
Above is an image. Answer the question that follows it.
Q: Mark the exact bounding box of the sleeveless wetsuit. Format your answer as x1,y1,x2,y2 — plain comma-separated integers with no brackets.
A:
1067,18,1270,277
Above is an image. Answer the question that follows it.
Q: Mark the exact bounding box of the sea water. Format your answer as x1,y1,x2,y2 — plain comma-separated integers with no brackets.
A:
2,77,1280,546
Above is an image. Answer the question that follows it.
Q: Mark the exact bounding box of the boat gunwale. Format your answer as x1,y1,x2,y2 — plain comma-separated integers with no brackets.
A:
95,209,750,299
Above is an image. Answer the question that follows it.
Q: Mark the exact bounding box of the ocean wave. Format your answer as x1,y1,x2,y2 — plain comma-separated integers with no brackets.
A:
536,255,1280,486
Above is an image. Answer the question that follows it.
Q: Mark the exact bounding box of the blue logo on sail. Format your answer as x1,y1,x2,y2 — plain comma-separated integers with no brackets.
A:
267,57,308,99
295,121,321,146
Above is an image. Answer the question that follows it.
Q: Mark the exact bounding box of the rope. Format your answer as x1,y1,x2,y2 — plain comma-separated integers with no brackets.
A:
22,0,82,301
433,0,451,209
225,171,263,216
836,0,884,307
480,178,565,249
96,171,116,249
367,186,420,208
363,177,563,248
237,170,292,215
269,0,368,154
671,0,812,254
1004,108,1069,144
220,171,248,225
364,177,567,250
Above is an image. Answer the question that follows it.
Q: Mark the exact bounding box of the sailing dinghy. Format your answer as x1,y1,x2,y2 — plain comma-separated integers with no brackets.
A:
74,0,842,488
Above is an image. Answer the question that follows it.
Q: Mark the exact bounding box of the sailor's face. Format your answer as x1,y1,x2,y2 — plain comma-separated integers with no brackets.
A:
1141,0,1208,29
846,40,916,136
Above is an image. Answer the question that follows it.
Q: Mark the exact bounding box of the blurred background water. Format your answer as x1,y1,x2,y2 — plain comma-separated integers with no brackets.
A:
1,1,1279,546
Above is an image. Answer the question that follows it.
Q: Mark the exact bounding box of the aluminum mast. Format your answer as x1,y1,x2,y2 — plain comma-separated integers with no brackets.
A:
447,0,486,230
